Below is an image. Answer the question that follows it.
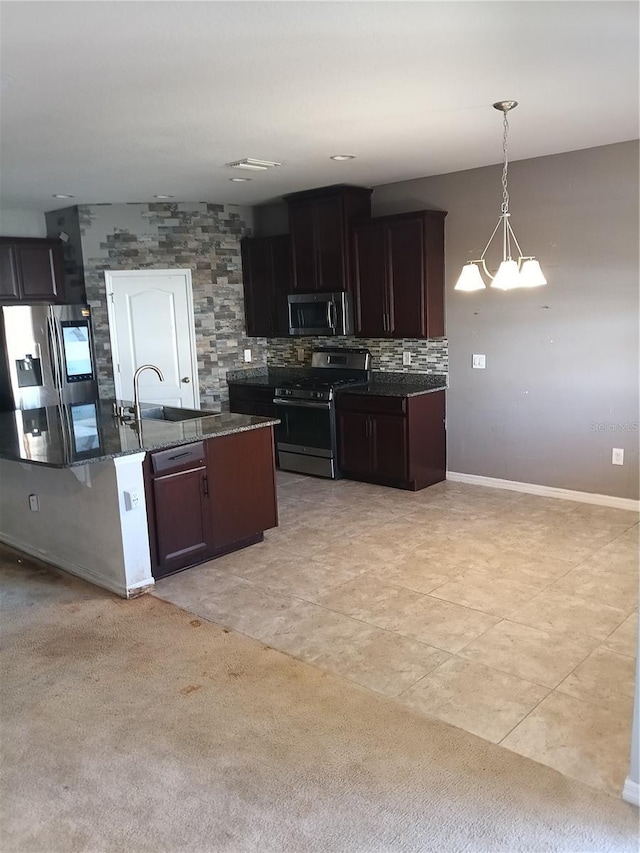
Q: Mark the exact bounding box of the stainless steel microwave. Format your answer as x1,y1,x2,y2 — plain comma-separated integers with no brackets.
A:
287,292,354,336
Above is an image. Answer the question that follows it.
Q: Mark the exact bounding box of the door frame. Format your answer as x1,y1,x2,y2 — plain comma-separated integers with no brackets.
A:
104,269,200,406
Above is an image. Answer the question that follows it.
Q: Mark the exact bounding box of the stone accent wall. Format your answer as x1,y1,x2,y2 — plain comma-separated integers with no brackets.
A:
267,336,448,374
72,202,265,410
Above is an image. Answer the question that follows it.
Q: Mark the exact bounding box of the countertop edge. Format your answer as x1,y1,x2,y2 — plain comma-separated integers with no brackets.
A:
0,416,279,470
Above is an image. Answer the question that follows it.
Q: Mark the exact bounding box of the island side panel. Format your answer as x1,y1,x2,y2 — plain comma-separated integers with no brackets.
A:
0,456,151,598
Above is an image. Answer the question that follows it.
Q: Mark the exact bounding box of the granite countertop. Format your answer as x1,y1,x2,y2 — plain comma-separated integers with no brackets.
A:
338,372,448,398
227,367,448,397
0,399,279,469
227,367,311,387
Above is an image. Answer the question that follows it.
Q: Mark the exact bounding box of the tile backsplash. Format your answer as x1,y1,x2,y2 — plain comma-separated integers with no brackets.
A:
267,337,448,374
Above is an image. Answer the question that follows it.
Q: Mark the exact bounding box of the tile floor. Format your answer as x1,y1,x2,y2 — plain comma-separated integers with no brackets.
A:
153,472,639,797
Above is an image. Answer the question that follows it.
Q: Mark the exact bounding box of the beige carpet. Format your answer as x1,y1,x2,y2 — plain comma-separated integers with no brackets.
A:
1,552,638,853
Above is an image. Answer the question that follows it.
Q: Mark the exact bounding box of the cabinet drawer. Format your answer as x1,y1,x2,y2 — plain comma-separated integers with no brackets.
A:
151,441,205,475
336,393,407,416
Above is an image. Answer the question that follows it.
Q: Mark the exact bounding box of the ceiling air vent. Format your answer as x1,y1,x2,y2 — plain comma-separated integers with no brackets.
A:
226,158,282,171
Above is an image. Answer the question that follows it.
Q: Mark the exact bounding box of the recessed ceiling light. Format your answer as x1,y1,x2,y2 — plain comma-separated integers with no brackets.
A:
229,177,252,182
154,194,174,199
330,155,356,161
226,158,281,171
52,194,74,199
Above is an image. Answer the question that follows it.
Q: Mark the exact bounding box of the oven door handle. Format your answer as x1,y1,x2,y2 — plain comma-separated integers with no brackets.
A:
273,398,331,410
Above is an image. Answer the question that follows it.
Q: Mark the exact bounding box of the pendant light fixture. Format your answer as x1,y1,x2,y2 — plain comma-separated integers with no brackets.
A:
455,101,547,292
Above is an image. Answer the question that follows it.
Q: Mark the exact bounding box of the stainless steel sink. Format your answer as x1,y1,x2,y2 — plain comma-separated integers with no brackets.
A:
139,405,212,422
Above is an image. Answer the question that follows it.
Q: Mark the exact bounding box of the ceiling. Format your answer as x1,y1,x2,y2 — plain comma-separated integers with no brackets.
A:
1,1,638,212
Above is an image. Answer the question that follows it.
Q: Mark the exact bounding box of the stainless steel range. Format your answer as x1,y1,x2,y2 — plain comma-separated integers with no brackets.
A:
273,348,371,479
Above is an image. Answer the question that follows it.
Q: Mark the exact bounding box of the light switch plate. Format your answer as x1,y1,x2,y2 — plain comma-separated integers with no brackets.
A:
472,354,486,369
243,348,252,363
612,448,624,465
402,351,412,366
28,494,39,512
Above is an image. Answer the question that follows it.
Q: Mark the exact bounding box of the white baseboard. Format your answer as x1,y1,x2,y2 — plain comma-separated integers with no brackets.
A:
0,535,154,599
446,471,640,513
622,778,639,806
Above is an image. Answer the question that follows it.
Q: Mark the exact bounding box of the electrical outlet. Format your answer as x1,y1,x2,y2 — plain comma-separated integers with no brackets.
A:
402,351,412,366
472,354,486,369
28,494,39,512
124,490,142,511
612,448,624,466
297,347,305,363
243,348,252,363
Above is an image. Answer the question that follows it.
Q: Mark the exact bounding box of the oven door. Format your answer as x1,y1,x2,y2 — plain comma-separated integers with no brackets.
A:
273,397,337,477
273,398,333,456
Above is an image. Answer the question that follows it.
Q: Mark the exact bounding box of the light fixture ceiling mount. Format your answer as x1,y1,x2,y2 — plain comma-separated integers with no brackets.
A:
226,158,281,171
455,100,547,293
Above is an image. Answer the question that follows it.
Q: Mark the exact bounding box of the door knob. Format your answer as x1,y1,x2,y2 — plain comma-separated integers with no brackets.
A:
181,377,191,383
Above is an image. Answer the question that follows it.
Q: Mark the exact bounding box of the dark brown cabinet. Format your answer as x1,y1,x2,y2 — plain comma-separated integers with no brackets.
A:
0,238,65,303
146,442,211,576
241,235,290,337
352,210,446,338
228,382,277,420
144,428,278,579
337,391,446,491
284,184,372,293
206,427,278,550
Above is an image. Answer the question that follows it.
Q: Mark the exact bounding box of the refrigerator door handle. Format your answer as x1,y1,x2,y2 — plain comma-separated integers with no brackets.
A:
47,313,64,400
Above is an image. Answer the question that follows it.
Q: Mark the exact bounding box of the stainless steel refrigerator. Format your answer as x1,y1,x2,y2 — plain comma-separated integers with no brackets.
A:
1,304,98,410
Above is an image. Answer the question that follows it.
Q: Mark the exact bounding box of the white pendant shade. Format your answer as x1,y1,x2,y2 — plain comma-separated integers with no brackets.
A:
454,263,486,292
519,258,547,288
491,260,521,290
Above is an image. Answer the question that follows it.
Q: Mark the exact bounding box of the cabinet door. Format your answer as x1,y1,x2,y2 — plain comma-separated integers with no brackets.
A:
387,218,425,338
0,244,20,301
152,466,211,576
241,236,291,337
16,243,63,301
289,202,318,291
337,410,372,476
371,414,408,482
352,222,387,337
270,234,292,335
241,237,273,337
313,195,345,292
206,428,277,550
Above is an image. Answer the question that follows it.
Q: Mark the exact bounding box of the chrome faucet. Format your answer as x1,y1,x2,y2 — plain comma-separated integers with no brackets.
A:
132,364,165,422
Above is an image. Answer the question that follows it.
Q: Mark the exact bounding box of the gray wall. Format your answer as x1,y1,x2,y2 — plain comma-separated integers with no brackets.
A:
372,141,639,500
0,208,47,237
63,202,266,410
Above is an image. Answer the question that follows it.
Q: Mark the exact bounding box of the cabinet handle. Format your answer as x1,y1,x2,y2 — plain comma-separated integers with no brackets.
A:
382,313,387,333
202,474,209,497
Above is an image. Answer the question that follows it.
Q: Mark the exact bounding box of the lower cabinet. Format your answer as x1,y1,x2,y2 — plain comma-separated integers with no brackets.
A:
144,428,278,578
228,382,277,420
337,391,446,491
150,445,212,576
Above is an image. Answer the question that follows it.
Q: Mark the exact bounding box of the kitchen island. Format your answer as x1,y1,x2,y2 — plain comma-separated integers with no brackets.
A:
0,400,279,597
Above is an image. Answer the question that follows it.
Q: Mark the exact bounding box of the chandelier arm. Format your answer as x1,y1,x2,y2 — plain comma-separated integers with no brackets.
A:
506,219,525,260
478,217,503,261
479,258,495,281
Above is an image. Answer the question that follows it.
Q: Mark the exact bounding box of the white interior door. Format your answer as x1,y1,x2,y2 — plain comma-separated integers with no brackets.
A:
105,270,199,408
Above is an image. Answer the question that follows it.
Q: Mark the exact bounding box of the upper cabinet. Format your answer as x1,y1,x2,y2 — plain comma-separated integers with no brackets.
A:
284,184,372,293
352,210,447,339
0,238,66,304
241,235,291,338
